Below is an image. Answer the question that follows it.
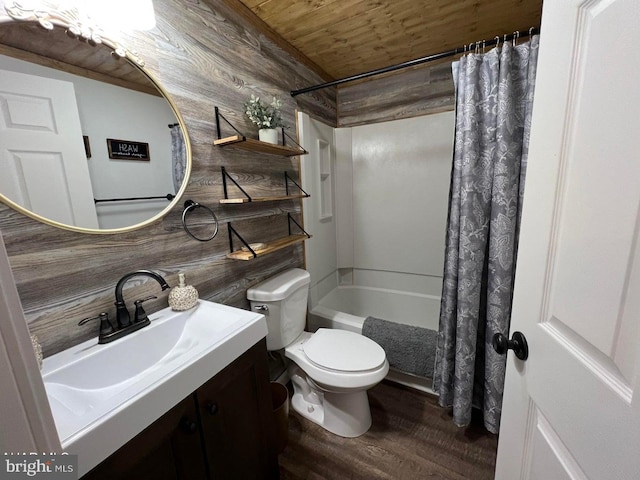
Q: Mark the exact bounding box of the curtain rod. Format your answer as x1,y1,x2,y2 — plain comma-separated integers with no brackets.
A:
290,28,538,97
94,194,175,204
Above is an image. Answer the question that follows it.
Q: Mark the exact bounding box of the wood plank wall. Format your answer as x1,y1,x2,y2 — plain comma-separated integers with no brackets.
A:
0,0,336,357
337,61,455,127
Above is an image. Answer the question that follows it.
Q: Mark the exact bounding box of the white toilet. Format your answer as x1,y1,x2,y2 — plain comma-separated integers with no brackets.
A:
247,268,389,438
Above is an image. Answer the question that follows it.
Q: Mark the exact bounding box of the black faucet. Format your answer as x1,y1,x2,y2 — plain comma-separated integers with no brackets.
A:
115,270,170,328
79,270,170,344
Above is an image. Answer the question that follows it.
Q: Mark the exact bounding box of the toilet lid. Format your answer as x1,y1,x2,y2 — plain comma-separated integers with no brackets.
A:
302,329,386,372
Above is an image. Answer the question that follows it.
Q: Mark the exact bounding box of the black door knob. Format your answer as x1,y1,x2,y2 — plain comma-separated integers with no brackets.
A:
492,331,528,360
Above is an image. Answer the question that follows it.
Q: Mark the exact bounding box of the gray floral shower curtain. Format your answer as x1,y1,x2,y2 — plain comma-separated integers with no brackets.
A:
433,36,539,434
170,124,187,193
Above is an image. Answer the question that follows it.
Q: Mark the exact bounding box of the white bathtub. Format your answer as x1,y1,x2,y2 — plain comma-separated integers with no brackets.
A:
308,285,440,394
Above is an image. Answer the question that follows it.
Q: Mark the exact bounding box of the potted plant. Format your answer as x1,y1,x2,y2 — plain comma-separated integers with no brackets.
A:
244,94,283,144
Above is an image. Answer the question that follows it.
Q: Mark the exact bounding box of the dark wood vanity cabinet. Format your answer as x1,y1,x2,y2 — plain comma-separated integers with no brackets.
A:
81,394,206,480
83,340,279,480
196,339,279,479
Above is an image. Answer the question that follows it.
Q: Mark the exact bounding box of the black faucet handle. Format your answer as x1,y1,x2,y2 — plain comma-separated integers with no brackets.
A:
78,312,115,337
133,296,157,323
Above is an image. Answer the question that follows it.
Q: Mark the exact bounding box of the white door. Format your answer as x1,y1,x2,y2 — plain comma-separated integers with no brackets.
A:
0,69,98,228
495,0,640,479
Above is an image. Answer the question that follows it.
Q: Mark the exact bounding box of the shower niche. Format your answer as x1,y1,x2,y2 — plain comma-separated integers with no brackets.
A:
317,139,334,219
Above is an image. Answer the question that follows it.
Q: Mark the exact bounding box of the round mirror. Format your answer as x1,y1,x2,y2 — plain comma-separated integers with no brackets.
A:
0,11,191,233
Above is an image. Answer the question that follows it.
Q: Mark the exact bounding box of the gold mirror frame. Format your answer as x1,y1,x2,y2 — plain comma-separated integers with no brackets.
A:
0,2,192,234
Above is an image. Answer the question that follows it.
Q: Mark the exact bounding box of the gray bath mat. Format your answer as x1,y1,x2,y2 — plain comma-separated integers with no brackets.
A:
363,316,437,378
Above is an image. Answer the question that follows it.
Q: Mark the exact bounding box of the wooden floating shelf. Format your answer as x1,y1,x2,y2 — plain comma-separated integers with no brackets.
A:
214,135,307,157
226,234,310,261
220,194,308,204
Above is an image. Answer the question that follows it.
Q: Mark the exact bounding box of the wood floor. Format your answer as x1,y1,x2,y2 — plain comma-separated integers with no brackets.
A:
279,381,498,480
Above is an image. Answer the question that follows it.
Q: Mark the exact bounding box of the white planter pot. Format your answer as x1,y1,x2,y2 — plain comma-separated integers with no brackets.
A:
259,128,279,145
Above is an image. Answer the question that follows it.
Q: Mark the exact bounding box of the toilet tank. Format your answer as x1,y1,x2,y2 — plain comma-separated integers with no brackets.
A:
247,268,311,350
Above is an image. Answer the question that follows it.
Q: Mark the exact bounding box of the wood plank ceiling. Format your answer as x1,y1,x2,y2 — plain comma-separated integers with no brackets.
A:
234,0,544,81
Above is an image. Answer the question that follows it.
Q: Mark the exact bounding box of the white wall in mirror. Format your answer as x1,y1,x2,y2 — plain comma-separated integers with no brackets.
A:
0,54,177,229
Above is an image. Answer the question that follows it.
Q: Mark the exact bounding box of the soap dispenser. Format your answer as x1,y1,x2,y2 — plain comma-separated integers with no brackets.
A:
168,273,199,311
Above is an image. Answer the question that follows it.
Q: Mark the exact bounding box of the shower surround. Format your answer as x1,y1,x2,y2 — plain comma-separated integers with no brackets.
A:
298,110,455,390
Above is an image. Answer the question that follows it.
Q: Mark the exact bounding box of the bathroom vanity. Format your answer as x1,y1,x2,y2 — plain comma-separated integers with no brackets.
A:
40,300,279,478
82,340,278,479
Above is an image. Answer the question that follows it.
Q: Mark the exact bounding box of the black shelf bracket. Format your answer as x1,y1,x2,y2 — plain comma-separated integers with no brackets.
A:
285,172,310,198
227,223,257,258
215,106,245,141
288,213,311,238
221,167,252,201
282,130,308,154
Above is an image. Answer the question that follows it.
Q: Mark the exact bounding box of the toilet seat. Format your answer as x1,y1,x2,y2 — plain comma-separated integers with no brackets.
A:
302,328,386,372
285,331,389,391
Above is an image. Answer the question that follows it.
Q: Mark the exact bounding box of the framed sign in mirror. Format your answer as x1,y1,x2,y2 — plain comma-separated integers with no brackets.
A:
107,139,151,161
0,2,192,234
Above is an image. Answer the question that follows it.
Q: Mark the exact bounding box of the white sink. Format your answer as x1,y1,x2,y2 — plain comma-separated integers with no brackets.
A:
41,299,267,476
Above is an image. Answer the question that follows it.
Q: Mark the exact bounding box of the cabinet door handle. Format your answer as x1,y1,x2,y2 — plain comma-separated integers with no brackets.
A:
181,417,197,433
206,402,218,415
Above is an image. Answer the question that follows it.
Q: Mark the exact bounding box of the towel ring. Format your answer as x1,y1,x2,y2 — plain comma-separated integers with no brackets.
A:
181,200,218,242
